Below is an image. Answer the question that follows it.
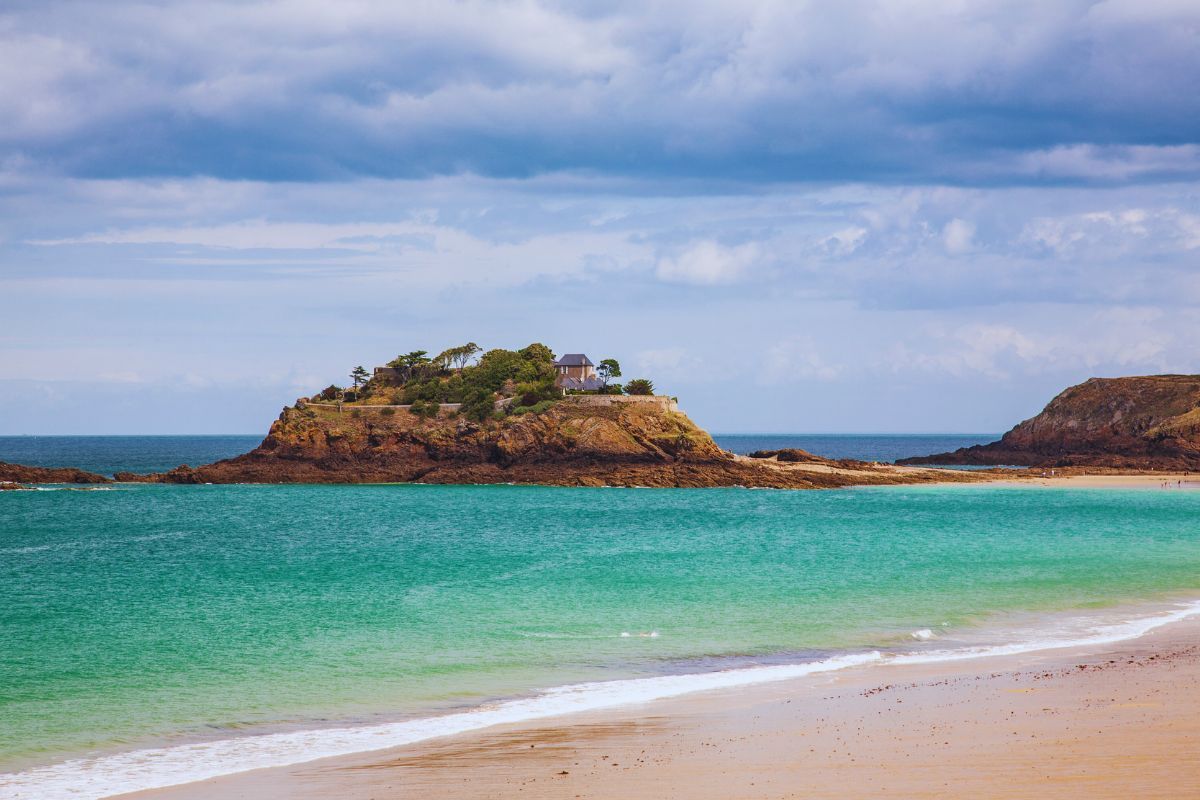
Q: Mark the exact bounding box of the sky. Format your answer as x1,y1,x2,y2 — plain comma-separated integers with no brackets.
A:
2,0,1199,434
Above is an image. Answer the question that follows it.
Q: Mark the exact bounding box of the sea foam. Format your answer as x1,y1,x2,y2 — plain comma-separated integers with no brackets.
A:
0,652,881,800
3,599,1200,800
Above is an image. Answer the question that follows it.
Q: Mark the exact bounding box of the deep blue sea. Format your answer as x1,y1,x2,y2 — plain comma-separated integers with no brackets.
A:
0,435,262,477
0,434,997,477
713,433,997,462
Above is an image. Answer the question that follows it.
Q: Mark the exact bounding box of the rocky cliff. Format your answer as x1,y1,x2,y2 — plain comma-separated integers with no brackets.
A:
900,375,1200,469
122,398,977,489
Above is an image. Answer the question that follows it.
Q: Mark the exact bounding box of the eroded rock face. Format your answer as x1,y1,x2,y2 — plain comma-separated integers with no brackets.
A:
0,461,112,484
127,401,735,485
109,398,968,488
900,375,1200,468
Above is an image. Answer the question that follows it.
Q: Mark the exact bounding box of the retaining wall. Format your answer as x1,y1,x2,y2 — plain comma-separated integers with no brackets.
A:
562,395,678,412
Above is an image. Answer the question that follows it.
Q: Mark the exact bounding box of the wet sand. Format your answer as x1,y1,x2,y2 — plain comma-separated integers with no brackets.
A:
126,616,1200,800
1007,473,1200,490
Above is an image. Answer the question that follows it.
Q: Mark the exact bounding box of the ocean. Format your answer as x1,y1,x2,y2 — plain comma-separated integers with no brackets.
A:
2,436,1199,799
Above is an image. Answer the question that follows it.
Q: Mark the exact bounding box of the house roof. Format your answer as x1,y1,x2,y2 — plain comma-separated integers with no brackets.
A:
555,353,594,367
560,376,605,391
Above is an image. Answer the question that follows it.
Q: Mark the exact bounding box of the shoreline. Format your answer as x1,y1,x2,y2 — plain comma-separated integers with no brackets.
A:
7,595,1200,800
122,608,1200,800
7,466,1200,492
905,470,1200,490
997,473,1200,490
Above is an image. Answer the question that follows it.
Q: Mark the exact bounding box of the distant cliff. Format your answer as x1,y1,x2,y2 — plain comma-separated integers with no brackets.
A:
900,375,1200,469
123,396,977,489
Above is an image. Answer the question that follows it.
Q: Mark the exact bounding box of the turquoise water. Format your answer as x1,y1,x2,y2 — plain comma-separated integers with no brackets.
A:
3,481,1200,788
0,434,999,476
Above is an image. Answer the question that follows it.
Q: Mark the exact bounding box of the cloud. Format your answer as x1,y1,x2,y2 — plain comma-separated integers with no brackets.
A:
941,218,975,255
5,2,1200,436
630,347,711,383
997,145,1200,183
655,241,760,285
1019,206,1200,257
881,311,1180,380
20,205,654,288
1,1,1198,184
820,226,868,256
10,176,1200,311
761,336,842,383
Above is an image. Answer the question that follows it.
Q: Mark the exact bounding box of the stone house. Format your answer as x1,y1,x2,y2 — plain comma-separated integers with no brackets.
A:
554,354,596,380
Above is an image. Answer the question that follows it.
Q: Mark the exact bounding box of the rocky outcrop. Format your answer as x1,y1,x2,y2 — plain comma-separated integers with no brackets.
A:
122,398,981,488
0,461,112,484
748,448,846,464
900,375,1200,469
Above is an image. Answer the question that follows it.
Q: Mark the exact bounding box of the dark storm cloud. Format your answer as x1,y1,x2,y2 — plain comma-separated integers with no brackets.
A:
2,0,1198,184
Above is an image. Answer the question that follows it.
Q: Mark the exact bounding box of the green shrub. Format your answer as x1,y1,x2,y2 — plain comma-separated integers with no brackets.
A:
625,378,654,395
381,407,396,416
442,374,465,402
407,398,441,419
350,409,362,418
417,379,441,401
509,399,557,416
463,344,557,397
460,388,496,422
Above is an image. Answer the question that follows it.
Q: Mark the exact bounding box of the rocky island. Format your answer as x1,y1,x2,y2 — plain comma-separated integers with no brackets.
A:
0,462,111,486
7,352,1199,486
105,341,978,489
122,389,968,489
900,374,1200,469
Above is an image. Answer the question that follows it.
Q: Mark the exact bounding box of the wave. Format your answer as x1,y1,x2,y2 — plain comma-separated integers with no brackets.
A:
3,599,1199,800
891,598,1200,665
29,486,118,492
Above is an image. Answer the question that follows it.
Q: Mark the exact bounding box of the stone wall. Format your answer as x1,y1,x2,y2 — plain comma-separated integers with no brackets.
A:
562,395,678,412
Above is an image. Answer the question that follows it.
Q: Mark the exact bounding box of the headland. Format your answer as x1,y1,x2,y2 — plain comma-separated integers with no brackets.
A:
901,374,1200,470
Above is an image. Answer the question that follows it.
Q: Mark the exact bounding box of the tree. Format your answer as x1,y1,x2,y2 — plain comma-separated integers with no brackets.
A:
435,342,482,373
625,378,654,395
387,350,431,382
455,342,481,372
518,342,554,363
350,365,370,390
597,358,621,388
471,346,550,388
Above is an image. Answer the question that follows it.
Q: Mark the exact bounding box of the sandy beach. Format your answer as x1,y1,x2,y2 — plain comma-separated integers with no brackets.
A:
973,472,1200,491
1027,473,1200,490
123,613,1200,800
